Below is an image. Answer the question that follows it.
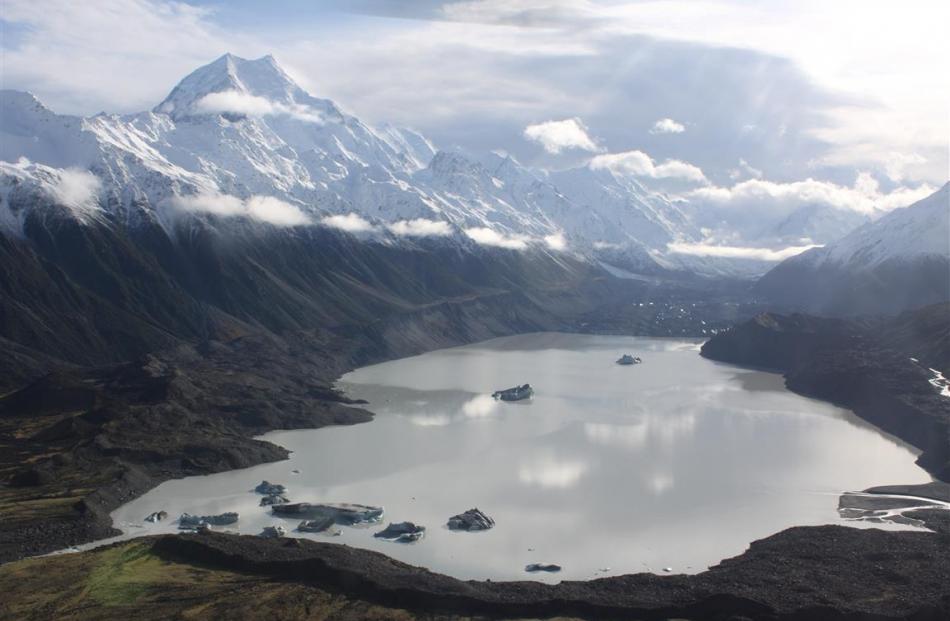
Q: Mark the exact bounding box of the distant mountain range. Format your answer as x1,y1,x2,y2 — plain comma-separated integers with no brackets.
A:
1,53,878,279
755,183,950,315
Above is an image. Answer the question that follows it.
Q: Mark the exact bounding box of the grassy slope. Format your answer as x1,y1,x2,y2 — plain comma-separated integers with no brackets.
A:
0,541,460,621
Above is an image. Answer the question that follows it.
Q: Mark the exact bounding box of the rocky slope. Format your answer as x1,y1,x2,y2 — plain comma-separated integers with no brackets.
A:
701,304,950,481
754,183,950,315
3,528,949,621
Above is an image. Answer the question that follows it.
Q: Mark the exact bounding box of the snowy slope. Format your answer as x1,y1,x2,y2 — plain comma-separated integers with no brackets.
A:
754,183,950,314
800,183,950,268
0,52,886,278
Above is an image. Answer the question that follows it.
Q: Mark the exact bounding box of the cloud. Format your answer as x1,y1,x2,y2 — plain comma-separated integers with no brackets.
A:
883,152,927,183
666,241,821,261
523,118,599,154
650,118,685,134
50,168,102,214
3,0,946,188
172,191,310,226
173,192,245,217
320,212,375,233
387,218,452,237
589,150,708,184
543,232,567,250
690,174,936,216
195,90,323,123
464,227,530,249
245,195,311,226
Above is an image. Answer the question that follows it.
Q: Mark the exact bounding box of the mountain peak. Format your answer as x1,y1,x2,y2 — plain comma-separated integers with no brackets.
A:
154,53,304,118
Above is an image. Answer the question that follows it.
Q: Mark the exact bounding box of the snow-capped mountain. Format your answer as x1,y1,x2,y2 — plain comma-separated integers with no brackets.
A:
754,183,950,315
0,54,700,271
0,53,900,279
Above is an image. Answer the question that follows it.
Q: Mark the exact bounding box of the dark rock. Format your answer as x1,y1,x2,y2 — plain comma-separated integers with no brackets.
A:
144,510,168,523
447,508,494,531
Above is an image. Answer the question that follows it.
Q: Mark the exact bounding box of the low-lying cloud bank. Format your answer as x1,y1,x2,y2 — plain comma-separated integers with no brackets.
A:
387,218,452,237
195,90,323,124
667,241,822,261
321,212,375,232
464,226,530,249
50,167,102,215
690,173,936,216
172,192,311,226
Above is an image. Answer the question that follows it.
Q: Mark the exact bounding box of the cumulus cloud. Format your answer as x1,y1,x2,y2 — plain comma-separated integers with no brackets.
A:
51,168,102,214
883,152,927,183
690,173,936,216
523,118,599,154
666,241,821,261
650,118,685,134
172,191,310,226
387,218,452,237
590,150,708,184
195,90,323,123
464,227,530,249
543,232,567,250
320,213,375,233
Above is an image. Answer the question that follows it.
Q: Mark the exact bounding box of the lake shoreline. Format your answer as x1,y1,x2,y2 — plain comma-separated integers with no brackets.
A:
4,307,950,619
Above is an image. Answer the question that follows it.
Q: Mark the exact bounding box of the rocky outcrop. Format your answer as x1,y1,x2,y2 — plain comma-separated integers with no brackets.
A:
144,511,168,523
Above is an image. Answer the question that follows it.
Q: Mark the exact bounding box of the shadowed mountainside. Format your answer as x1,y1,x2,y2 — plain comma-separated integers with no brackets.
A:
701,304,950,481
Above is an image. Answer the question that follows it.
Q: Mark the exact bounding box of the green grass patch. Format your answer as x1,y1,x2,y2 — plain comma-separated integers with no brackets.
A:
85,542,168,606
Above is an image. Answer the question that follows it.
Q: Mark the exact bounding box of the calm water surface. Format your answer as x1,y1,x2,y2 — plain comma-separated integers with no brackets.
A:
109,333,931,581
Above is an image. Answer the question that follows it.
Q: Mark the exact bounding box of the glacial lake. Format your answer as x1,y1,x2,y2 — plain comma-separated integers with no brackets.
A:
109,333,932,582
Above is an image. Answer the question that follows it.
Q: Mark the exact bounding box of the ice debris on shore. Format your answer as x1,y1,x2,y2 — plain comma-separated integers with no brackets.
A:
260,494,289,506
272,502,383,524
254,480,287,495
447,508,494,531
374,521,425,542
144,510,168,523
259,525,286,538
178,512,239,529
525,563,561,573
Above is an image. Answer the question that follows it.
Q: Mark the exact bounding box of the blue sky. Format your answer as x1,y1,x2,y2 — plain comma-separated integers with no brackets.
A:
1,0,946,203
